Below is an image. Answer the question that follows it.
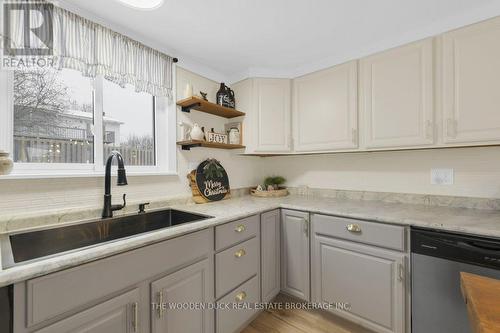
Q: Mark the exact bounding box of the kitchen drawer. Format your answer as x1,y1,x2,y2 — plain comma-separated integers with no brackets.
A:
216,276,259,333
22,229,212,328
313,214,406,251
216,237,259,299
215,215,259,251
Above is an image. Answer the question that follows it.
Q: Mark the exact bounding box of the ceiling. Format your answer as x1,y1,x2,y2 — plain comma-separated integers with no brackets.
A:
61,0,500,82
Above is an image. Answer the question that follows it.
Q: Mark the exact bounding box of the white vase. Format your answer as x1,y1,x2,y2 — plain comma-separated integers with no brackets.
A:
0,151,13,175
190,124,205,141
178,122,191,141
183,83,193,99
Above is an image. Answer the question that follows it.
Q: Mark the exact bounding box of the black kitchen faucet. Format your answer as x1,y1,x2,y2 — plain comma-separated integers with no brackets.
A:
102,151,128,218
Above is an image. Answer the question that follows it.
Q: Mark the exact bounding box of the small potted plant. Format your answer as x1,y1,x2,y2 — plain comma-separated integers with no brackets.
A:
251,176,289,198
264,176,286,191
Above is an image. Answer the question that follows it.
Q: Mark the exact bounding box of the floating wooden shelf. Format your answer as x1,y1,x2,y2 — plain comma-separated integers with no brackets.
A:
176,96,245,118
177,140,246,151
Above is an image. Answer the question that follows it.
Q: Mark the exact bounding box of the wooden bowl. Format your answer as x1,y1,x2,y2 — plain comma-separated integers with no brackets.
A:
250,187,289,198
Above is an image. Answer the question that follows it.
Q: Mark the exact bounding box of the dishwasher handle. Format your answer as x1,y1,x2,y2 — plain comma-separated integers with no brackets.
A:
412,228,500,268
456,240,500,256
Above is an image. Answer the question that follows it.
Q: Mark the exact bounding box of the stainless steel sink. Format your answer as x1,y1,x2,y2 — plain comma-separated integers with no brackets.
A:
1,209,212,268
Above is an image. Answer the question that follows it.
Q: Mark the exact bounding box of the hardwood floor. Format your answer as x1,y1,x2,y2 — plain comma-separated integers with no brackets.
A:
242,294,374,333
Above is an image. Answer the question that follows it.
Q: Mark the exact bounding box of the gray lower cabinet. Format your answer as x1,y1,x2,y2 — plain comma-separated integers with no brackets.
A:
281,209,310,301
13,229,213,333
151,259,213,333
11,209,410,333
214,215,261,333
260,210,280,303
34,288,140,333
312,214,407,333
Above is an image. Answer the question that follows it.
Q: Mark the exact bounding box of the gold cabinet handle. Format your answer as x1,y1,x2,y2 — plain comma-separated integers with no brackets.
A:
132,302,139,332
157,291,164,319
235,291,247,302
234,225,246,233
346,224,362,233
234,249,246,258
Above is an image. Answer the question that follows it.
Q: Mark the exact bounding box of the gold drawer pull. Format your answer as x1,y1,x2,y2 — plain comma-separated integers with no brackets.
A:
235,291,247,302
235,249,247,258
234,225,246,233
346,224,362,233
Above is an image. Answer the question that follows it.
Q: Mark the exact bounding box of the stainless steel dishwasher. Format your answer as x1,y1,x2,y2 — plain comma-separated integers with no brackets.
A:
411,227,500,333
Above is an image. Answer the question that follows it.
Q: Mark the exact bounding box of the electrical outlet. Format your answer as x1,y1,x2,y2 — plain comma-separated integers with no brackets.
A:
431,169,454,185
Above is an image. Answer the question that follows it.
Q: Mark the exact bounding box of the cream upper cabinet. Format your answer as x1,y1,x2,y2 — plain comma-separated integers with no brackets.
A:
360,39,434,149
293,61,358,152
441,17,500,144
254,78,292,152
232,78,292,154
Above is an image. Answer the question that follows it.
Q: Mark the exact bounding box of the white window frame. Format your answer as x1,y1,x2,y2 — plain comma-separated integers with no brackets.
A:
0,66,177,179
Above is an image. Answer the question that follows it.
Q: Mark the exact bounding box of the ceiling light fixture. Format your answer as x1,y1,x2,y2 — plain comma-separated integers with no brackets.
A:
115,0,165,10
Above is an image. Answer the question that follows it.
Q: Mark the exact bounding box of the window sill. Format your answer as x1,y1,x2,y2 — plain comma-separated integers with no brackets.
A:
0,171,178,180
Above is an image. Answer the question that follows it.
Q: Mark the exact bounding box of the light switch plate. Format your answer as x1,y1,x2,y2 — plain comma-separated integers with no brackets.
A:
431,168,454,185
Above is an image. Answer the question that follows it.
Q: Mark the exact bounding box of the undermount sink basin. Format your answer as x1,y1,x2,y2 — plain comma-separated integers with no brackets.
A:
2,209,212,267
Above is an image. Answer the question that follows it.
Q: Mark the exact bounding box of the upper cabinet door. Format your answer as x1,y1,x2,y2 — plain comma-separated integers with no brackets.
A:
360,39,434,149
293,61,358,152
254,79,292,152
442,17,500,144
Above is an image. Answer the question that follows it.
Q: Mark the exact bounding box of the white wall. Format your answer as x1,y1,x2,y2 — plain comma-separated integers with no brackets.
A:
0,67,263,215
262,146,500,199
3,67,500,217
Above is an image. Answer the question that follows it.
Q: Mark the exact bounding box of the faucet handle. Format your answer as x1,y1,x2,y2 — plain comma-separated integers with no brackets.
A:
138,202,150,214
110,194,126,213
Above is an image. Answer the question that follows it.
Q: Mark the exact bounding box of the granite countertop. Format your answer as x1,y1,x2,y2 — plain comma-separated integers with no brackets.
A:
1,194,500,287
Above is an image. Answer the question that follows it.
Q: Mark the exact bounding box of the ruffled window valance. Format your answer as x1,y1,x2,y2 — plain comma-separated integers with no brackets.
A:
4,5,174,97
52,7,174,97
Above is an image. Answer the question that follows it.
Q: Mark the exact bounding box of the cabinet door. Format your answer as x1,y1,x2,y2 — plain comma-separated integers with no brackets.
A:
360,39,434,149
293,61,358,152
261,209,281,303
254,78,292,152
151,259,213,333
312,236,406,333
281,209,310,301
442,17,500,144
231,79,254,153
35,289,140,333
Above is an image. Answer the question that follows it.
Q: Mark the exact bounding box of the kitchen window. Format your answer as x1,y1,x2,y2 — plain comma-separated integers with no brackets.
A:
0,67,177,178
0,4,177,178
102,80,156,167
13,68,95,165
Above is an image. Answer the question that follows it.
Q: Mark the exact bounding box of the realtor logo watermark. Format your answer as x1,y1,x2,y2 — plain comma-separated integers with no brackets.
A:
2,1,54,69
